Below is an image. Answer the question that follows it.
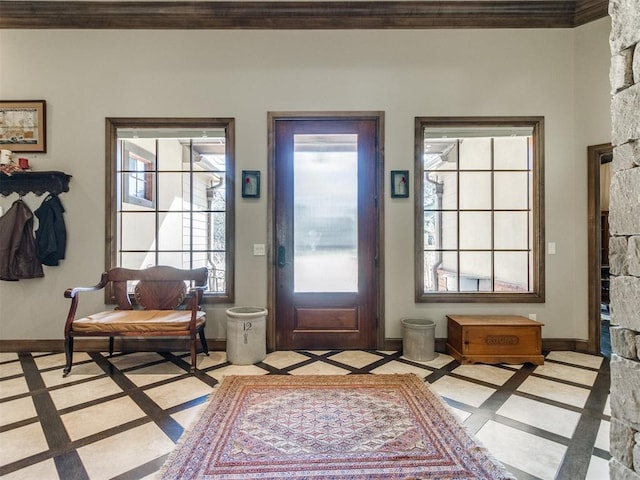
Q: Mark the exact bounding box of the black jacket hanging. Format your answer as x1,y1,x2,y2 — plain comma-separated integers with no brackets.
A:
35,194,67,266
0,200,44,281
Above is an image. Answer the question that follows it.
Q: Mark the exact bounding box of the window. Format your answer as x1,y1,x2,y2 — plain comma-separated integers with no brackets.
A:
123,141,155,208
415,117,544,302
106,118,235,303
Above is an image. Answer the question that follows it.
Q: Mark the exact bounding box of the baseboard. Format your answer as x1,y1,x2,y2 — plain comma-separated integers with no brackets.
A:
381,338,402,351
541,338,590,353
389,338,588,356
573,340,590,353
0,337,590,354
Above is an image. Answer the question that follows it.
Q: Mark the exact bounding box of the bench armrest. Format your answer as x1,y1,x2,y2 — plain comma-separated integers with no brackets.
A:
64,272,110,299
63,273,110,334
185,285,206,330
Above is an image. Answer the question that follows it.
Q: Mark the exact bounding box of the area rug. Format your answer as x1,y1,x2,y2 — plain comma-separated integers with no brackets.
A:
160,374,514,479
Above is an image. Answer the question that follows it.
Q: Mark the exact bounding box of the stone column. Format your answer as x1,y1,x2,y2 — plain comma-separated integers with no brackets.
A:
609,0,640,478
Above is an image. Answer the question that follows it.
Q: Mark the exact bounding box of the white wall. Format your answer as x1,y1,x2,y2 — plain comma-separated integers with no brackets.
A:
0,23,611,342
572,17,614,339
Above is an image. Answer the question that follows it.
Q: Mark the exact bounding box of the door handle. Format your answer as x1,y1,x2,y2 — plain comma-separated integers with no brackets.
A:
277,246,287,267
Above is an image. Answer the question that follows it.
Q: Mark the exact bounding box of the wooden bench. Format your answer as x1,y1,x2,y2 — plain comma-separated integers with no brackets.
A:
63,266,208,376
446,314,544,365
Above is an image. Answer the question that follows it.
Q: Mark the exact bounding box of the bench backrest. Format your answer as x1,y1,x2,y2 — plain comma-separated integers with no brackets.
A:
108,266,208,310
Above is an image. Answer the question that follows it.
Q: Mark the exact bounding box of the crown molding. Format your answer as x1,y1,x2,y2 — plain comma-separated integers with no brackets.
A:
0,0,609,29
574,0,609,26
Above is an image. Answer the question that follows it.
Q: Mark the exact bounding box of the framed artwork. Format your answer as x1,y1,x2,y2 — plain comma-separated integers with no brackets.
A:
0,100,47,153
242,170,260,198
391,170,409,198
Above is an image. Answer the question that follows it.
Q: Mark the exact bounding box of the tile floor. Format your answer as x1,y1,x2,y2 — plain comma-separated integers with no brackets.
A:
0,349,610,480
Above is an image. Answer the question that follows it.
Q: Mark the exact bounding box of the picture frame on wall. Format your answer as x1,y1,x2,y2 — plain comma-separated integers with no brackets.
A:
242,170,260,198
0,100,47,153
391,170,409,198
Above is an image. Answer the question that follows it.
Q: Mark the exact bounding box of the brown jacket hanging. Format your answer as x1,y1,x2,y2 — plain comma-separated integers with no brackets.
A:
0,200,44,281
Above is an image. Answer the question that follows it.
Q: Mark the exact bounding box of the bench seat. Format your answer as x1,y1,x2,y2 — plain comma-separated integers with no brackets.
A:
72,310,207,333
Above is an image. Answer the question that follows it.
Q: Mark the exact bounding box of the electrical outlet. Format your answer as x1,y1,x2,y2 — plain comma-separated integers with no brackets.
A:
528,313,537,321
253,244,266,256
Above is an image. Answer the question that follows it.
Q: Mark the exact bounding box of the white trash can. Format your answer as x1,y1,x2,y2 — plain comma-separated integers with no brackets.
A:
401,318,436,362
226,307,267,365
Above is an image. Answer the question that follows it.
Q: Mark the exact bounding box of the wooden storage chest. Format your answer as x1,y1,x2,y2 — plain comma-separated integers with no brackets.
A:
446,314,544,365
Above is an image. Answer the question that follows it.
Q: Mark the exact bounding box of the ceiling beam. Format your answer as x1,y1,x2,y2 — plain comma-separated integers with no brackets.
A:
0,0,609,29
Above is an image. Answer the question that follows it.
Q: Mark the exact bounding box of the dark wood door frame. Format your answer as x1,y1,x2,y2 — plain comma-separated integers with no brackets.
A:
587,143,612,355
266,111,385,351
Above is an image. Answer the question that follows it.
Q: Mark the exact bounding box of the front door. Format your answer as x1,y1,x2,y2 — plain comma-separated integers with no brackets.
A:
271,114,381,350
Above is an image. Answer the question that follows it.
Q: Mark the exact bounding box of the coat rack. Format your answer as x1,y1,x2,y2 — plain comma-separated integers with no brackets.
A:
0,171,72,197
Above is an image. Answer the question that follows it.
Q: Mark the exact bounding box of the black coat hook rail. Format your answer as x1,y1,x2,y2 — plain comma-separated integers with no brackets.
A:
0,171,72,197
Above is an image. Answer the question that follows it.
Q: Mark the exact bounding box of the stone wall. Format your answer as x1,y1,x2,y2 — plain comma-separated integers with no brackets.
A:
609,0,640,477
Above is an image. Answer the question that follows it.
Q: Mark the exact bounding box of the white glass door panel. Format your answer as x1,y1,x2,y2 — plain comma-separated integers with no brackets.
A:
293,134,358,292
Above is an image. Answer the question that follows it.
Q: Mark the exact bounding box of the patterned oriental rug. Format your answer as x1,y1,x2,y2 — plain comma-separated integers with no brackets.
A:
160,374,514,480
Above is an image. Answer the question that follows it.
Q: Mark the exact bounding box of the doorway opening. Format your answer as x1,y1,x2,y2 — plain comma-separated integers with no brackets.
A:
587,143,613,357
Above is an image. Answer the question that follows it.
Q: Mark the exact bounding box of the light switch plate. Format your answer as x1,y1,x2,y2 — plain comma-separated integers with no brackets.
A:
253,244,266,256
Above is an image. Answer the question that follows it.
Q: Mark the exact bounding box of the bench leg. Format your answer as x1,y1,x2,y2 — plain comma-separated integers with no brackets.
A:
189,335,197,373
63,337,74,377
108,337,114,357
198,328,209,356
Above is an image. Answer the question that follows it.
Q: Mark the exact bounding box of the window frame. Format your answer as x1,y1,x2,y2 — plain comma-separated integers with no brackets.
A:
414,116,545,303
105,117,235,304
